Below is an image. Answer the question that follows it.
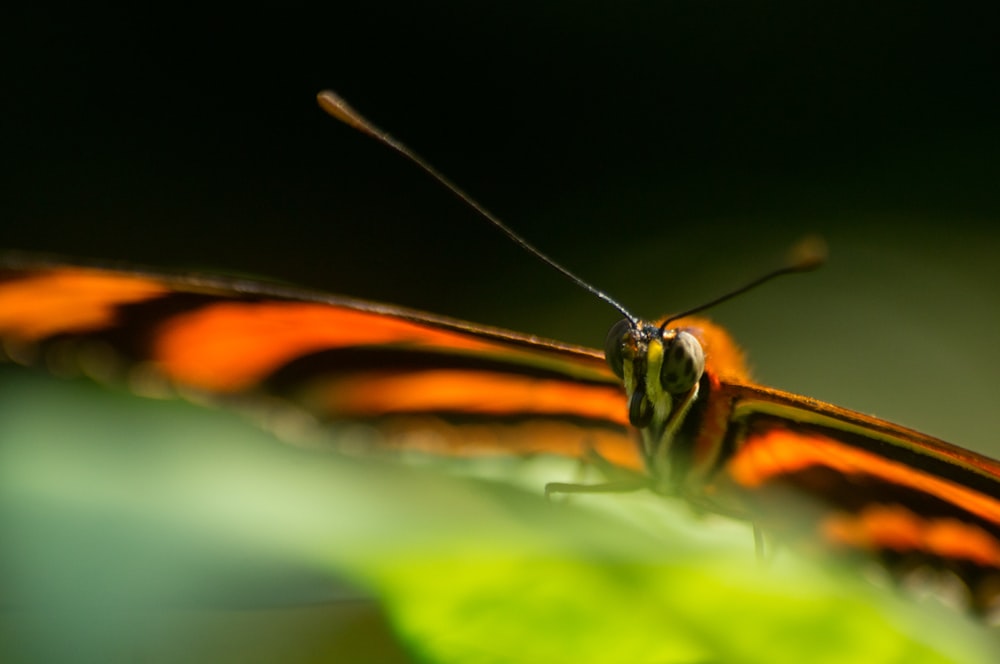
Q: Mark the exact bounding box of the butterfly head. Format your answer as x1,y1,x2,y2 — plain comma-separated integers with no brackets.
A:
604,318,705,432
598,237,824,435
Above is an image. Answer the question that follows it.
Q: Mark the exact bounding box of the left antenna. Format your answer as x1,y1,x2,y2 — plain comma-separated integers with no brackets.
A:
316,90,637,324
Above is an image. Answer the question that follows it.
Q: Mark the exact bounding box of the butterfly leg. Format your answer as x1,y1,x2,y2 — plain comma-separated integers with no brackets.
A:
582,445,649,482
749,523,785,568
545,442,654,499
544,478,652,500
753,523,766,561
688,494,774,562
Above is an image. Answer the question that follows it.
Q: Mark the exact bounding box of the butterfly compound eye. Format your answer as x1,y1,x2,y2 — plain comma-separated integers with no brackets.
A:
604,318,632,379
659,330,705,394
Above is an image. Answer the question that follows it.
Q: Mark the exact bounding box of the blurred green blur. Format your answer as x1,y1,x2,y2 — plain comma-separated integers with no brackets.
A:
1,369,996,663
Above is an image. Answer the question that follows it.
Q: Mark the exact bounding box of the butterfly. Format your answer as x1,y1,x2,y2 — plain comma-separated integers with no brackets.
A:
2,91,999,625
3,249,1000,614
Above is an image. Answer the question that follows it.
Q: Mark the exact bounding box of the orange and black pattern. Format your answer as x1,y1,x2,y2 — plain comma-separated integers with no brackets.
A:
0,256,640,468
2,252,999,614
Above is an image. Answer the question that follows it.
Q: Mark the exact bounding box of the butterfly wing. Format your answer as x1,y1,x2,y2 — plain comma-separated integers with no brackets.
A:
9,254,1000,610
0,254,641,470
714,380,1000,611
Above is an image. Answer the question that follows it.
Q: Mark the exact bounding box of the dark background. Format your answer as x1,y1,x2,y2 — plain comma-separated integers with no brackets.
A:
6,3,1000,453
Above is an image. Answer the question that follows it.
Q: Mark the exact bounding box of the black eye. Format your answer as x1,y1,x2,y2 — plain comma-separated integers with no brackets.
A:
659,330,705,394
604,318,631,379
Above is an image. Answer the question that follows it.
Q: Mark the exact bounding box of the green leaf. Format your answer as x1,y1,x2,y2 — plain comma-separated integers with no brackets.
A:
0,368,994,663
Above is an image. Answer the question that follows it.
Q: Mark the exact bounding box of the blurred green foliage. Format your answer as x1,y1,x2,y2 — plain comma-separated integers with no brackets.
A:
0,368,994,663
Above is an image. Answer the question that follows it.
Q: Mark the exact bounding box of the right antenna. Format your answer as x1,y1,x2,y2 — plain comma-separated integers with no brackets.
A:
660,235,827,329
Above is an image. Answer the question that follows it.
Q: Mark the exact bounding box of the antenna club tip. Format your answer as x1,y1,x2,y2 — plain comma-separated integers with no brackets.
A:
788,234,828,271
315,89,374,136
315,89,343,113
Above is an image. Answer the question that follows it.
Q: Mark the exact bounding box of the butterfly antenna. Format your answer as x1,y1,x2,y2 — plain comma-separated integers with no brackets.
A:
317,90,638,324
661,235,827,329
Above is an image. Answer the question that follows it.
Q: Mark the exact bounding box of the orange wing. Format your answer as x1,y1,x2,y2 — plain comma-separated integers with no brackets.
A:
0,254,641,470
626,313,1000,611
710,380,1000,612
7,253,1000,611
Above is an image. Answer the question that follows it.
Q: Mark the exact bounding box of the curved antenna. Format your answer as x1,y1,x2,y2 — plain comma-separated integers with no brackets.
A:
661,235,827,329
316,90,638,325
